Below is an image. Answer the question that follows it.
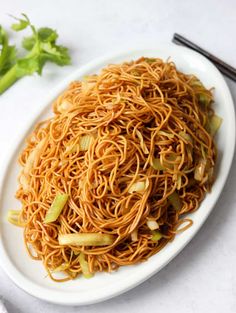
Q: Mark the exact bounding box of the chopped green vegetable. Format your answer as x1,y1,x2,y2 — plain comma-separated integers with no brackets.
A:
128,180,148,193
162,154,181,171
44,193,69,223
158,130,174,139
201,144,206,160
52,262,70,272
57,99,73,113
147,220,159,230
152,155,183,172
24,137,47,175
79,135,94,151
189,76,212,107
179,131,193,144
7,210,24,227
65,143,78,154
20,137,47,192
145,58,156,64
176,174,182,190
189,76,203,88
59,233,115,246
78,252,93,278
194,158,207,181
208,114,222,137
198,93,211,106
81,77,96,92
152,158,165,171
0,13,71,94
73,249,80,256
136,130,149,154
151,230,163,242
168,191,182,211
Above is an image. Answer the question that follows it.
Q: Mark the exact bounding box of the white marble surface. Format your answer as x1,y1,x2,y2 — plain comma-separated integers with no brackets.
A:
0,0,236,312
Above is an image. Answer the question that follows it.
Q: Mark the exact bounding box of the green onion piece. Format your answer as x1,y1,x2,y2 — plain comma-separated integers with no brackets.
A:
162,154,181,171
7,210,25,227
78,252,93,278
176,174,182,190
194,158,207,181
168,191,182,211
201,144,206,160
158,130,175,139
145,58,156,64
65,144,79,154
58,99,73,113
58,233,115,246
72,249,80,256
207,167,214,184
44,193,69,223
24,137,47,175
198,93,211,106
128,181,148,193
79,135,94,151
179,131,193,144
53,262,70,272
166,154,180,162
147,220,159,230
19,173,30,192
152,158,165,170
136,130,149,154
151,230,163,242
189,77,203,88
81,78,95,93
208,114,222,137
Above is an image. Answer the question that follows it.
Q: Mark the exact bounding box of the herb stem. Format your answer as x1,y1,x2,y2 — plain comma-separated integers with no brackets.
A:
0,64,18,94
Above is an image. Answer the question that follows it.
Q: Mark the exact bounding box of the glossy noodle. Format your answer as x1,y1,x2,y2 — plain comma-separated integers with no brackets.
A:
11,57,220,281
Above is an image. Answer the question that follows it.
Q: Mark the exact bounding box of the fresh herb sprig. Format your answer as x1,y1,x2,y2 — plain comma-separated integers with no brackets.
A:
0,14,71,94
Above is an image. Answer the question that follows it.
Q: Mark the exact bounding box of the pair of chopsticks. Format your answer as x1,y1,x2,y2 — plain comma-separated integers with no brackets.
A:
172,33,236,82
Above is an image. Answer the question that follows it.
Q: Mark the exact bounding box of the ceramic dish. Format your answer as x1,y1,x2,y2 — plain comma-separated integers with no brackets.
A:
0,44,235,305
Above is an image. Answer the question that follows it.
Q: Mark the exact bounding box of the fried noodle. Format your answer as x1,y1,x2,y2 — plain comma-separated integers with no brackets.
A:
14,57,217,281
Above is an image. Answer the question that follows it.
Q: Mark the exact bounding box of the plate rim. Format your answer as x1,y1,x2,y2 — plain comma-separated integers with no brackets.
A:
0,43,235,305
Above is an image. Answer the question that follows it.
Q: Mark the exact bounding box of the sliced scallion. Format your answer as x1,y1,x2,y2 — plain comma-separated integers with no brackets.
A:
168,191,182,211
128,180,148,193
59,233,115,246
152,158,165,171
208,114,222,137
78,252,93,278
79,135,94,151
147,220,159,230
7,210,25,227
151,230,163,242
44,193,69,224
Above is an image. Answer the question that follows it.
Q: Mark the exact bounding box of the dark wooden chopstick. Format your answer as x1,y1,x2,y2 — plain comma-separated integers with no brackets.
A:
172,33,236,82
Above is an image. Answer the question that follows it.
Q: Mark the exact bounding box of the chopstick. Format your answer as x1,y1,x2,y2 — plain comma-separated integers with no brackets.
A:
172,33,236,82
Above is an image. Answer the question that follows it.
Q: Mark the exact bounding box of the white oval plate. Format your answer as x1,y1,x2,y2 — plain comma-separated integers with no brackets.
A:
0,44,235,306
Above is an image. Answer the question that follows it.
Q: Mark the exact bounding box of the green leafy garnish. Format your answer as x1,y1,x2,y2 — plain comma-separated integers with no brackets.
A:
0,26,17,76
0,13,71,94
11,13,30,31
